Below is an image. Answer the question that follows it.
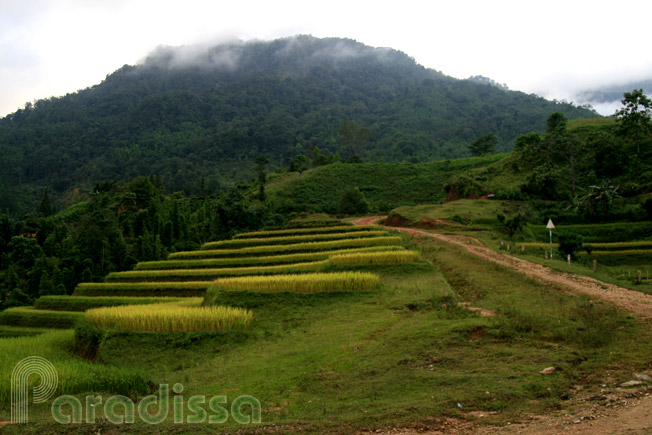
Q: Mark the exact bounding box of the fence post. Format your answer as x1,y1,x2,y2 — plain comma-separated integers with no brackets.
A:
507,244,510,251
593,260,597,273
567,254,571,265
637,270,642,284
521,245,525,253
545,250,549,260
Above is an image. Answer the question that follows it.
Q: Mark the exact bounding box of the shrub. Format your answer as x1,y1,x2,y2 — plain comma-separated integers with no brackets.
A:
558,232,583,258
337,188,369,215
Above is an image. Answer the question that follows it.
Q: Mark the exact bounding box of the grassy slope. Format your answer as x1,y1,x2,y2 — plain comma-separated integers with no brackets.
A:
7,234,652,432
391,199,518,225
266,154,509,212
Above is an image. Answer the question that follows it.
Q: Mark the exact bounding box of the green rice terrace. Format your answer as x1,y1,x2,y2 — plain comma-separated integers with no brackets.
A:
1,217,652,433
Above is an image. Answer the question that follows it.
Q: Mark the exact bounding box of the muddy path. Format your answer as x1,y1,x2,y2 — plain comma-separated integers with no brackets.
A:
353,216,652,435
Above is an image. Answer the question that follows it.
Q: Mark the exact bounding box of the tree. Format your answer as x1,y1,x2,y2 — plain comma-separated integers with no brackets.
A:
468,133,497,156
514,132,542,155
310,147,328,167
255,155,269,201
288,155,310,175
341,121,371,161
496,212,525,238
337,188,369,215
615,89,652,155
577,180,621,217
38,189,55,217
541,112,569,166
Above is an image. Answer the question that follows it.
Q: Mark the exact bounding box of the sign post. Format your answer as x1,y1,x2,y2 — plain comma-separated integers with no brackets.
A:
546,219,555,260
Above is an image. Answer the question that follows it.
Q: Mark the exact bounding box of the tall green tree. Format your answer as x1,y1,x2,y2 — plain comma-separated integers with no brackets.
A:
38,189,55,217
341,121,371,162
615,89,652,155
255,155,270,201
468,133,497,156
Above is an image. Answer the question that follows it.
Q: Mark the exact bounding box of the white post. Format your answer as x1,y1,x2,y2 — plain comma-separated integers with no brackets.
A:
546,219,555,260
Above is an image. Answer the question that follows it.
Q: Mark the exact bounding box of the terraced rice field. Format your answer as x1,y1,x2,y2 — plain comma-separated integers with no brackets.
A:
0,223,418,334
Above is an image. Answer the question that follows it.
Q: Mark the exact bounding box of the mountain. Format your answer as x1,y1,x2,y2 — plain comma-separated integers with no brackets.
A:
0,35,597,214
578,79,652,104
575,79,652,115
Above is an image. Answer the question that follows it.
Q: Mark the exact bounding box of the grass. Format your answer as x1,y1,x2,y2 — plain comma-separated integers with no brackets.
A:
506,250,652,295
0,325,53,338
201,230,389,250
136,245,405,270
0,330,151,405
267,154,509,212
73,281,212,297
34,296,186,311
20,232,647,433
169,236,403,259
390,199,517,226
85,298,253,332
4,218,652,431
0,307,83,329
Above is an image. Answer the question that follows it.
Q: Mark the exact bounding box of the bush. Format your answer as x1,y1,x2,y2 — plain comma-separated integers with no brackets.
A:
338,187,369,215
558,233,583,258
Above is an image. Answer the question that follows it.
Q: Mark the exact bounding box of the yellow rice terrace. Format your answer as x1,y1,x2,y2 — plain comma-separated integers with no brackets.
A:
85,299,252,332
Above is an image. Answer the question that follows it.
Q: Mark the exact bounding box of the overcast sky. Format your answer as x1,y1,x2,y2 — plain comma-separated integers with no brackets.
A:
1,0,651,117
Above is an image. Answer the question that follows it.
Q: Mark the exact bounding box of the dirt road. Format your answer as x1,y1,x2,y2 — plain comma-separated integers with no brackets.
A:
353,216,652,434
354,216,652,322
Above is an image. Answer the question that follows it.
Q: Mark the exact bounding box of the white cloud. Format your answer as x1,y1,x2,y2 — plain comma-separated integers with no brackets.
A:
0,0,651,116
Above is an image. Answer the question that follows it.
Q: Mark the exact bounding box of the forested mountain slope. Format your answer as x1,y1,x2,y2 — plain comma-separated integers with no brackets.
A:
0,35,596,214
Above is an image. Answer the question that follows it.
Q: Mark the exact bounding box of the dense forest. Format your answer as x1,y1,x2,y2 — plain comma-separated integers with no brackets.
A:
0,177,283,310
0,35,596,215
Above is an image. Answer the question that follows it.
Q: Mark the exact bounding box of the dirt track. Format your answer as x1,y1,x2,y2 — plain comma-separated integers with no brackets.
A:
353,216,652,435
354,216,652,322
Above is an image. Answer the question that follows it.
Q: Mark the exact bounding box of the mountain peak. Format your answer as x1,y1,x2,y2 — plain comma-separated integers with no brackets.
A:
139,35,418,74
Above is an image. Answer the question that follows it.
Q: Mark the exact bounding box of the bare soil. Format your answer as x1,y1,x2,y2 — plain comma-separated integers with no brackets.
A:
353,216,652,434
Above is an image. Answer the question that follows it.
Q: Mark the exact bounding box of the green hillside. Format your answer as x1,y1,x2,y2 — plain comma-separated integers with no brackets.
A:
266,153,508,213
0,35,596,215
